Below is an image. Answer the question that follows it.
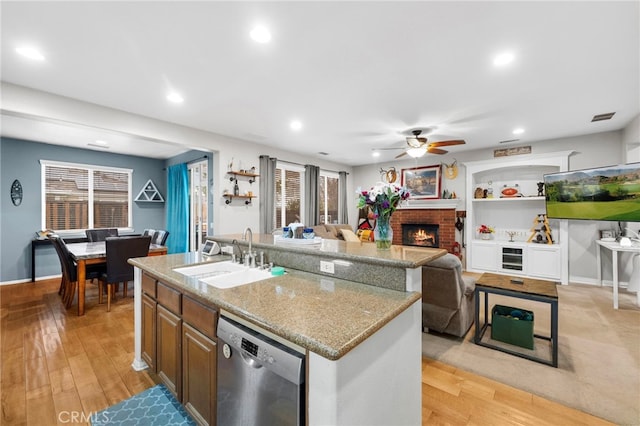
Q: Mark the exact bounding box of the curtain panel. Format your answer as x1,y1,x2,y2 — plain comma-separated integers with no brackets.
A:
259,155,277,233
304,164,320,226
339,171,349,224
166,163,189,254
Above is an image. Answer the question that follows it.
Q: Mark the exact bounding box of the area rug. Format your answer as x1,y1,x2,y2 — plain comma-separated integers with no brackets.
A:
91,384,196,426
422,283,640,425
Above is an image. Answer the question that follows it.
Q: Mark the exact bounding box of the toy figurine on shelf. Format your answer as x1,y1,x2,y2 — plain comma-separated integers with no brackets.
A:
527,213,553,244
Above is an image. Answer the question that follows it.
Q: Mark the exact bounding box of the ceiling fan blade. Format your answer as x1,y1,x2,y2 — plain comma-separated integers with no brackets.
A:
395,151,408,159
427,147,448,155
428,139,466,147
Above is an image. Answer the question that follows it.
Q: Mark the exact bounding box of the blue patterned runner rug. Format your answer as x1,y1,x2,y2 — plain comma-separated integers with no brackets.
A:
91,384,196,425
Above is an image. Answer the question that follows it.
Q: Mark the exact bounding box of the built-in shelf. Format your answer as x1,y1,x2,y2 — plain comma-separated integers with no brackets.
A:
472,196,545,202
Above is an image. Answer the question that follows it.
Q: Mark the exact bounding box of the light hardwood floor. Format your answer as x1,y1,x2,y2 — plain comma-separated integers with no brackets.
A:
2,279,613,425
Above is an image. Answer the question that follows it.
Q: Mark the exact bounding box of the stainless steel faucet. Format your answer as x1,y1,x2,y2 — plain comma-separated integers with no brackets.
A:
242,227,255,267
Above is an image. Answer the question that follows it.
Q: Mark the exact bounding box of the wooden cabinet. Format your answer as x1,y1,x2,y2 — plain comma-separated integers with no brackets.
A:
157,304,182,399
140,275,218,426
183,323,217,426
141,293,157,371
527,244,561,280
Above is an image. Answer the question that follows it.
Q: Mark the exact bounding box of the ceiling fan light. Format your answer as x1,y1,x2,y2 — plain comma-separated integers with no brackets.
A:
407,147,427,158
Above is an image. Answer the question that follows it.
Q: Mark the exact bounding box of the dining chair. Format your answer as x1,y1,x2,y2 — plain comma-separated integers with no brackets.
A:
99,235,151,311
152,229,170,245
86,228,119,242
49,235,104,308
143,228,156,237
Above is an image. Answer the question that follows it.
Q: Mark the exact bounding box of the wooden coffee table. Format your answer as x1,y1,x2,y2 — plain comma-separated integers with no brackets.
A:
473,273,558,367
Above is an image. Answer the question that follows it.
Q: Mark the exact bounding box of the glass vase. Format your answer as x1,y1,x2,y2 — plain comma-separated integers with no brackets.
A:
374,214,393,250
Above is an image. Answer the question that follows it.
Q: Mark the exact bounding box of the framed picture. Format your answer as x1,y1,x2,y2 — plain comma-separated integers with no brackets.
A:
401,165,441,200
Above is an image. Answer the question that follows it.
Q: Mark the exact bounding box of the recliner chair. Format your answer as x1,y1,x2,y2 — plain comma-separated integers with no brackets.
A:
421,253,476,337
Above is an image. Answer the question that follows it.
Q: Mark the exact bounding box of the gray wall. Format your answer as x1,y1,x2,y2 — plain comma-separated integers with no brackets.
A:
0,137,167,282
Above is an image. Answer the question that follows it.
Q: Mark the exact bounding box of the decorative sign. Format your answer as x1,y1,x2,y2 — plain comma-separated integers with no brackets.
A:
10,179,23,206
494,146,531,157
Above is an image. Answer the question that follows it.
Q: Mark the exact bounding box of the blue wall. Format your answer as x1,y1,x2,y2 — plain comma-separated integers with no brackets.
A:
0,137,167,282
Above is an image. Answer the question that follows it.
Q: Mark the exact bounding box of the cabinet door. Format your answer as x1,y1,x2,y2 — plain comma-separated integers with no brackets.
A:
527,245,561,280
157,304,182,399
182,323,217,426
471,241,498,271
141,293,157,372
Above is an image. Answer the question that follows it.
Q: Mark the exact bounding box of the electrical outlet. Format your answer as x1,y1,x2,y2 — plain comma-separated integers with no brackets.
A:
320,261,334,274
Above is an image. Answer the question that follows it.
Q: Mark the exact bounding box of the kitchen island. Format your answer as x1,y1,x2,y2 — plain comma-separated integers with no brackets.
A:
130,235,445,425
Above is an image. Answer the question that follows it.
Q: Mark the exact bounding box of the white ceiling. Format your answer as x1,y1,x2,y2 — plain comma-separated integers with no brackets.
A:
1,1,638,166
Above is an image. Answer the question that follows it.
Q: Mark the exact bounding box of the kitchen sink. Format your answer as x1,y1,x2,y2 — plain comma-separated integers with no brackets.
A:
174,261,272,289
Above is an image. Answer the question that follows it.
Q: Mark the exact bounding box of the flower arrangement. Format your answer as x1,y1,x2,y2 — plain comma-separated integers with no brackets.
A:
357,182,410,249
356,181,410,218
477,224,495,234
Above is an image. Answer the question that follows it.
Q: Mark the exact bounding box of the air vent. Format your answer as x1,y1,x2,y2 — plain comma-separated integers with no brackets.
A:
591,112,615,122
498,139,520,144
318,152,329,156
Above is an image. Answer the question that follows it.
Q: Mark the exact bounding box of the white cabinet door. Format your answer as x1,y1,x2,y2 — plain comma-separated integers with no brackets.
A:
527,245,561,280
471,241,498,271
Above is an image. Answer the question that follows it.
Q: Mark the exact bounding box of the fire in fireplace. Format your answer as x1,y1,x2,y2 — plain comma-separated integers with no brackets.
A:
402,224,439,248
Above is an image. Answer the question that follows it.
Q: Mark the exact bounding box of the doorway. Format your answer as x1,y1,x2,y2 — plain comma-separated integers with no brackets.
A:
188,160,208,252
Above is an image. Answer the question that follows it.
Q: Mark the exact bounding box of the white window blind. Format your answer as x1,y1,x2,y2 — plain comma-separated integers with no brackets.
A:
274,164,304,229
41,160,132,232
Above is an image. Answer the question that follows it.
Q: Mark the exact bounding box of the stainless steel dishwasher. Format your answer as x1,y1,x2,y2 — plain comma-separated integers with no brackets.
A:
216,316,305,426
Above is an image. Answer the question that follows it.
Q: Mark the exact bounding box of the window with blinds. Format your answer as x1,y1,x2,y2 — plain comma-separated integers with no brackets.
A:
274,166,303,229
42,161,132,232
319,173,339,224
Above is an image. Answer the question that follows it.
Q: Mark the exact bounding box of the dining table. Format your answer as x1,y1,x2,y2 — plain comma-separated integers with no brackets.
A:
67,241,167,315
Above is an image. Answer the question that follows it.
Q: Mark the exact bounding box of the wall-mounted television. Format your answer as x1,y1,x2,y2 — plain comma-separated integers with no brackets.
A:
543,162,640,222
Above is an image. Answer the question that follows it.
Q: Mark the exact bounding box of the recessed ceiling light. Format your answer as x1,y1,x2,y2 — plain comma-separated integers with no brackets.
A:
372,151,381,157
16,46,45,61
493,52,515,67
512,128,525,135
250,26,272,43
93,140,109,146
290,120,302,131
167,92,184,103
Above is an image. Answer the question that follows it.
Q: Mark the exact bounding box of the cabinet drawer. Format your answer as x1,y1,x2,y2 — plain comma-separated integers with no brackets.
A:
183,296,218,340
157,282,181,314
142,273,157,298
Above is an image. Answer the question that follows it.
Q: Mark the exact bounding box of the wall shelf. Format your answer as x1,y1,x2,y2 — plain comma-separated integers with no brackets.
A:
223,194,255,205
135,179,164,202
227,170,259,184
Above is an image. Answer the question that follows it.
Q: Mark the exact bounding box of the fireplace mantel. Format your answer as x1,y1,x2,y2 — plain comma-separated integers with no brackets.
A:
399,199,461,210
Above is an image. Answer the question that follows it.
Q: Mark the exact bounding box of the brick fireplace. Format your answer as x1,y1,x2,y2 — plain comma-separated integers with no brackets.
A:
390,207,457,252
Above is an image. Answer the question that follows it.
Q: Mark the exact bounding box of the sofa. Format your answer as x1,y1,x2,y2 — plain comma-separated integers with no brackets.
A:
421,253,476,337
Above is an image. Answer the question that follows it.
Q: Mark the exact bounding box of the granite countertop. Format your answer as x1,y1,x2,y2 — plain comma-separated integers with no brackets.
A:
130,252,422,360
212,233,446,268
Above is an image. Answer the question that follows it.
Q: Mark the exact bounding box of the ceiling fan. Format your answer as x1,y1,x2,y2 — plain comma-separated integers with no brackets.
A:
377,130,466,159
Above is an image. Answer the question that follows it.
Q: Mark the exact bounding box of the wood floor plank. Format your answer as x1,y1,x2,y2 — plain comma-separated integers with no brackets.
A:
25,385,56,426
1,381,27,425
